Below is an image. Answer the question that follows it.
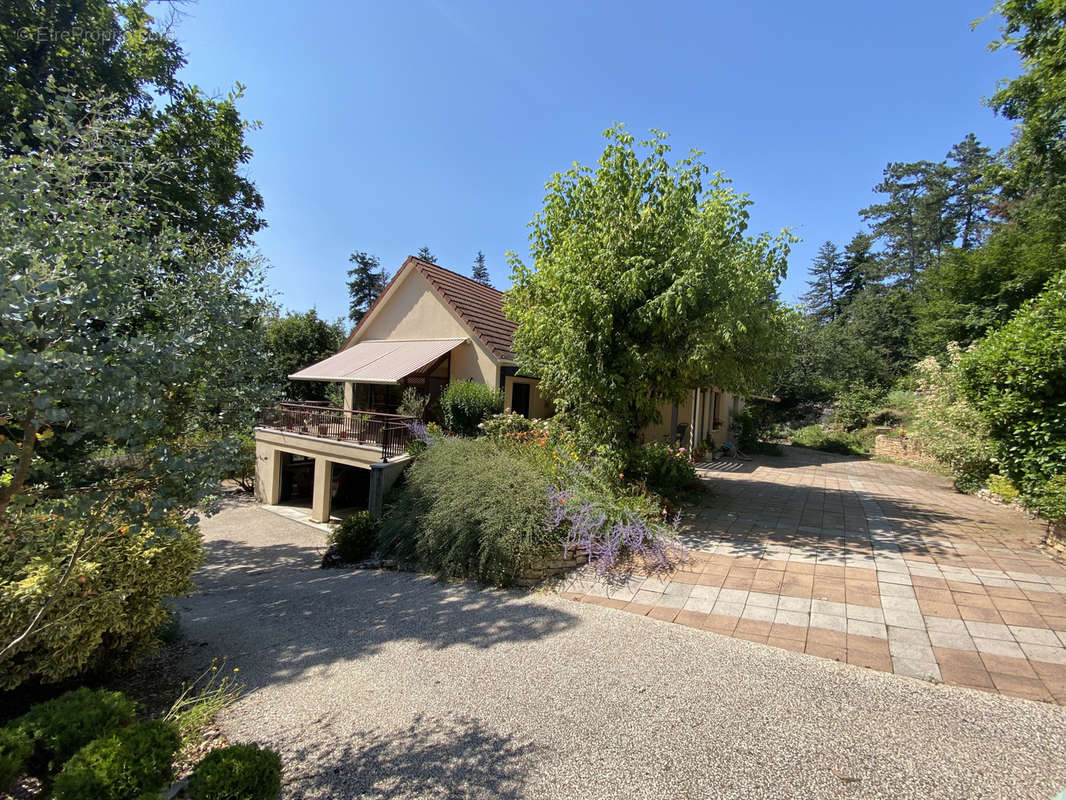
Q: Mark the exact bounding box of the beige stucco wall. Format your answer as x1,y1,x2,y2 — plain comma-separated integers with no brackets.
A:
503,376,553,419
353,267,498,385
640,388,743,451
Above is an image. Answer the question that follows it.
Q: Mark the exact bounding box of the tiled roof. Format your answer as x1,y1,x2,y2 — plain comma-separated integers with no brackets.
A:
413,259,516,361
345,256,516,361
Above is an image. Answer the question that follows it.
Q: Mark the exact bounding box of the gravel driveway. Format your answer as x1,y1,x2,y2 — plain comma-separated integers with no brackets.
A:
177,497,1066,799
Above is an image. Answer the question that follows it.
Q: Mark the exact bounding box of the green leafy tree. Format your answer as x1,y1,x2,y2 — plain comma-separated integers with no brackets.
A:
958,270,1066,520
416,246,437,263
472,250,492,286
346,251,388,325
800,241,843,322
0,0,264,249
0,102,273,688
505,126,793,451
985,0,1066,200
263,310,346,402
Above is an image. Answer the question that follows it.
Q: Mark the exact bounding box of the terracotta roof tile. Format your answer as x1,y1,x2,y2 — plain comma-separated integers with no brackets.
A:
412,259,516,361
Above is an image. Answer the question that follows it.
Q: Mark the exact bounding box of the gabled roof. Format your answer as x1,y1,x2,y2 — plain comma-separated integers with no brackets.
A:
346,256,517,361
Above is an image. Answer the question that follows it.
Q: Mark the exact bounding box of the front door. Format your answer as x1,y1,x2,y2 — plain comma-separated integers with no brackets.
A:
512,382,531,418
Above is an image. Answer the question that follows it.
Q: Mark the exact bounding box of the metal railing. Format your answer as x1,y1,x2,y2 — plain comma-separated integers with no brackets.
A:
259,403,417,461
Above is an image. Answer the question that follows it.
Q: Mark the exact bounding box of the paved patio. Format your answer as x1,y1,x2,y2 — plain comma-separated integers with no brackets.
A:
560,447,1066,704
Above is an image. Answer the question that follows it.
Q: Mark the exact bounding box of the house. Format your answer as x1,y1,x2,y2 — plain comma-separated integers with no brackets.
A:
254,256,744,522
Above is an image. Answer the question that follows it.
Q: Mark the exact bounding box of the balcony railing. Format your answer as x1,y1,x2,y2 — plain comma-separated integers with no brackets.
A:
258,403,417,461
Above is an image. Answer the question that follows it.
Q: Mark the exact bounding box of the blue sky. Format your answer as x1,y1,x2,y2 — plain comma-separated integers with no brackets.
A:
170,1,1020,322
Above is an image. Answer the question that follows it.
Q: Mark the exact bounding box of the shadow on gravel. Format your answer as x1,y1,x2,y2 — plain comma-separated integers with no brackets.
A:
176,537,579,689
278,714,535,799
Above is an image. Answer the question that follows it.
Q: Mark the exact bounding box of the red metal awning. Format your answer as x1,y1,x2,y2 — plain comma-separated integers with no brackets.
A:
288,338,466,384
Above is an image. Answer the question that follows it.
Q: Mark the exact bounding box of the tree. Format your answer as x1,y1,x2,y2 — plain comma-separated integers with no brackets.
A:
0,1,264,249
985,0,1066,200
959,269,1066,521
263,310,346,402
346,251,388,325
838,232,878,305
0,102,274,688
861,160,956,287
472,250,492,286
416,246,437,263
800,241,843,322
505,126,793,452
947,133,996,250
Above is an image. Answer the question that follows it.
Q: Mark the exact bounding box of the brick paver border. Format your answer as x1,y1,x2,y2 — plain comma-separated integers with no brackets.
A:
558,451,1066,705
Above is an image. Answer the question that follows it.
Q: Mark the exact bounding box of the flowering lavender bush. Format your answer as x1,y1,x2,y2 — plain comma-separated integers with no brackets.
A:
548,487,687,575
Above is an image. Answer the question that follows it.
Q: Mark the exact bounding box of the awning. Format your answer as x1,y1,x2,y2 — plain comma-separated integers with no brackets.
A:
289,338,466,384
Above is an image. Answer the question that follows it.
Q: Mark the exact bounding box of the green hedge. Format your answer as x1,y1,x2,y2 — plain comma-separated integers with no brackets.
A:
959,270,1066,520
379,437,556,585
13,687,136,774
0,726,32,791
186,743,282,800
440,381,504,436
328,511,379,563
51,719,179,800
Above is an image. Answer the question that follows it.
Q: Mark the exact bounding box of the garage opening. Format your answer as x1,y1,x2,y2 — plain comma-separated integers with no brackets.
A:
277,452,370,521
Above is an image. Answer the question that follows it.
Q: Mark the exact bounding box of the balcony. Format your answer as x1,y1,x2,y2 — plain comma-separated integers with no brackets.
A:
257,403,417,462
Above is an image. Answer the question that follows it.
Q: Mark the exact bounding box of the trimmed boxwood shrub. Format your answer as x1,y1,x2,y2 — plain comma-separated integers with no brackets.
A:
329,511,379,563
14,687,136,773
439,380,504,436
186,743,282,800
0,726,32,790
51,719,179,800
379,437,556,585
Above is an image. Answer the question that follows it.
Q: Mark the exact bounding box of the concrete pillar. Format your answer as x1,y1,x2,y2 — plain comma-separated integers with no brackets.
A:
368,462,386,518
670,403,679,446
343,381,354,411
310,457,332,523
254,441,282,505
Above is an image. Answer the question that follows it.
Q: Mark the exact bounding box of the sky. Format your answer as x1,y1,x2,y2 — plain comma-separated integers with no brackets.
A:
169,0,1021,322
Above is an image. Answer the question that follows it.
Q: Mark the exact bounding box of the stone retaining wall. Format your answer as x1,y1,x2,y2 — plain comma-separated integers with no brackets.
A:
873,434,939,467
514,554,587,587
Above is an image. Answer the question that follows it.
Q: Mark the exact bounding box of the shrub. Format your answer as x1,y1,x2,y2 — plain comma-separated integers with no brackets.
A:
329,511,379,563
987,474,1020,503
0,513,203,690
51,719,179,800
221,433,257,491
959,270,1066,520
910,346,994,492
833,386,885,431
439,380,504,436
478,412,533,439
186,743,282,800
790,424,870,455
625,443,698,500
379,437,556,585
14,687,137,773
0,726,32,790
396,387,430,420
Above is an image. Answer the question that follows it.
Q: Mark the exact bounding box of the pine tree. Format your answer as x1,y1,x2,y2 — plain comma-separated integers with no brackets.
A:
860,161,956,288
347,251,388,325
947,133,996,250
471,250,492,286
416,246,437,263
800,241,843,322
838,232,877,306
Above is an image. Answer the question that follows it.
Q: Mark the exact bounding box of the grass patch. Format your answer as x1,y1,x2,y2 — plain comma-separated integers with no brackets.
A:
162,659,243,747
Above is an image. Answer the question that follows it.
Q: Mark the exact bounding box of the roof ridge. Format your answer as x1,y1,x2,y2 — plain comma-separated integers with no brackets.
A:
412,257,505,297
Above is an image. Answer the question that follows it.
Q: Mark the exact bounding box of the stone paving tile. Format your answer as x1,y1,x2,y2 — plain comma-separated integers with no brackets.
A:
562,447,1066,703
